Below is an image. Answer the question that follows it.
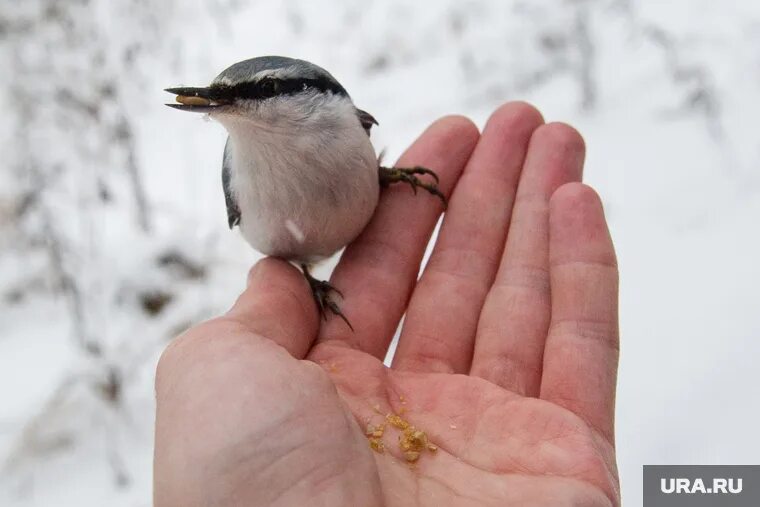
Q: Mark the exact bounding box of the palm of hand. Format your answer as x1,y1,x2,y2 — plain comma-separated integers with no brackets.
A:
313,344,617,506
155,104,620,507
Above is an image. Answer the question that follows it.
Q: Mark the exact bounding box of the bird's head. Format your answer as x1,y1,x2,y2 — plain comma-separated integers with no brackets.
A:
165,56,353,132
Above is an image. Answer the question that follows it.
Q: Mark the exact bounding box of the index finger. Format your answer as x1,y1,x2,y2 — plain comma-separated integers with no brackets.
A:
314,116,480,358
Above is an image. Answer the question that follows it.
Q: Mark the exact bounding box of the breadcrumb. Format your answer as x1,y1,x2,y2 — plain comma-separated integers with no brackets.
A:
365,422,386,437
404,450,420,462
399,427,428,452
369,438,385,454
367,411,439,463
386,413,410,430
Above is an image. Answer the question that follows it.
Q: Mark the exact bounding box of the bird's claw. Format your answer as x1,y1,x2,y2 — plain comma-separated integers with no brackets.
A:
301,265,354,331
379,166,447,209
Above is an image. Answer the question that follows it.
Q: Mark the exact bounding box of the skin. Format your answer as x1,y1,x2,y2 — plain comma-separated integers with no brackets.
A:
154,102,620,506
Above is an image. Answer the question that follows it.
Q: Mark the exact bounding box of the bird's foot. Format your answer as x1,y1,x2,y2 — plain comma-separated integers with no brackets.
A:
301,265,354,331
379,166,447,209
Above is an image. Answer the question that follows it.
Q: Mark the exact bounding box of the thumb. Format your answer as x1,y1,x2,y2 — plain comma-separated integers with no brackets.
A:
226,257,319,358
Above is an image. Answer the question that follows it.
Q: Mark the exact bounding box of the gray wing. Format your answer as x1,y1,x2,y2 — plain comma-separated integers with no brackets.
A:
356,108,378,136
222,137,241,229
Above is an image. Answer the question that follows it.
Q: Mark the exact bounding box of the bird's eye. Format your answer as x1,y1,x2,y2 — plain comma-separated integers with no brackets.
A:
258,78,279,98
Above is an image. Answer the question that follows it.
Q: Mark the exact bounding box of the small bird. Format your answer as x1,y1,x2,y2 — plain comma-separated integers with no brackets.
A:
166,56,445,329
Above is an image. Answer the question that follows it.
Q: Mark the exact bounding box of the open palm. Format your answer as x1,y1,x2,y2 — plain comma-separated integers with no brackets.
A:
154,103,620,507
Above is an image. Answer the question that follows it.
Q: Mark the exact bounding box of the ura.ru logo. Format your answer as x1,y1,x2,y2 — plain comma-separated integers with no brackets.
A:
661,477,742,494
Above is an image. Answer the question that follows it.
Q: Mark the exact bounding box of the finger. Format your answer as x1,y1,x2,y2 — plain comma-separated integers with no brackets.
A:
470,123,586,395
540,183,619,442
314,116,480,358
225,257,319,358
392,102,544,373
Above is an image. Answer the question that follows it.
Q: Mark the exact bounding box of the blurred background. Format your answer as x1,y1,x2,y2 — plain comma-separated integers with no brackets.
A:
1,0,758,505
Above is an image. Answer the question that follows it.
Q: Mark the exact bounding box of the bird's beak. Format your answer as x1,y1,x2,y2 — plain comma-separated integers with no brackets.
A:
164,86,230,112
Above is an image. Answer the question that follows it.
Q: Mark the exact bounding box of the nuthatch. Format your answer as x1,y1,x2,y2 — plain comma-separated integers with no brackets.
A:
166,56,445,329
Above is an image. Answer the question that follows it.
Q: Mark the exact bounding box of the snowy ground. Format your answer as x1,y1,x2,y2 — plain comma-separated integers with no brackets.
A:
1,1,759,505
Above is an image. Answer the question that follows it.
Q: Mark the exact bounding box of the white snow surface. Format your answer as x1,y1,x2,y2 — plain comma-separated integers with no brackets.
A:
1,1,759,505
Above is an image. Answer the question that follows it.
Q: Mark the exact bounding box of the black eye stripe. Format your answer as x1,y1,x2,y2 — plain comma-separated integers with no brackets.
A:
210,77,347,101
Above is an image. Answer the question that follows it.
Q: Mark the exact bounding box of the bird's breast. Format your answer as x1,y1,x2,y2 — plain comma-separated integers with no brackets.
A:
229,125,379,263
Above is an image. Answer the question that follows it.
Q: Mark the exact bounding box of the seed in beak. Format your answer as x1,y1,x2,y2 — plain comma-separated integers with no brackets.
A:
176,95,212,106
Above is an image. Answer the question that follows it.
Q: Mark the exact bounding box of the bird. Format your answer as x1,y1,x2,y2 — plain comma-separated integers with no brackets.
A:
166,56,445,330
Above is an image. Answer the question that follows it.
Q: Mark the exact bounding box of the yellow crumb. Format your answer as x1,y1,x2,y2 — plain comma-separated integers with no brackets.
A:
398,425,431,458
365,422,385,436
407,429,429,449
386,413,410,430
369,438,385,454
404,450,420,462
368,412,438,463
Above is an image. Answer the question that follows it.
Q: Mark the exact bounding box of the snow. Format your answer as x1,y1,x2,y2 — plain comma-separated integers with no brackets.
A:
1,0,759,505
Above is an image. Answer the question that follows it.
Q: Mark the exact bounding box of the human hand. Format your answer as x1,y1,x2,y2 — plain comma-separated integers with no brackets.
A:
154,102,620,506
